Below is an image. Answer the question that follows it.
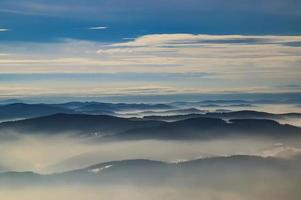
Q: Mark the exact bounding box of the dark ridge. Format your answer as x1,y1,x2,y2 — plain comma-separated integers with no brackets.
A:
0,113,164,135
0,103,76,120
116,117,301,140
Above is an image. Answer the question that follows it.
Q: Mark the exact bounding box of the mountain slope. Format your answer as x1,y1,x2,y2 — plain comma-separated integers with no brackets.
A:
0,113,164,135
1,155,300,187
1,113,300,140
0,102,174,121
144,110,301,122
0,103,76,121
55,102,174,113
115,117,301,140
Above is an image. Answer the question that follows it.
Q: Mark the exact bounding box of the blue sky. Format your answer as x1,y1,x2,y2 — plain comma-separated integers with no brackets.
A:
1,0,301,42
0,0,301,101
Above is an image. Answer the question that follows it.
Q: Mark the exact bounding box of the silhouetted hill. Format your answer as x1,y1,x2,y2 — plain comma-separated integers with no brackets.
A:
128,108,206,118
0,99,23,105
0,103,76,121
0,102,175,121
205,110,301,119
1,113,300,140
143,110,301,122
1,155,300,188
144,113,202,122
0,113,163,135
116,117,301,140
56,102,173,113
200,100,251,104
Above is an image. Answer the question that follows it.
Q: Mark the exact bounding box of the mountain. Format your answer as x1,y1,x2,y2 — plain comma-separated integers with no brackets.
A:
115,117,301,140
55,102,174,113
4,102,299,123
200,100,252,104
143,110,301,122
170,100,254,107
0,113,300,140
1,155,300,188
126,108,206,117
0,99,23,105
0,103,76,121
0,102,175,121
0,113,163,135
144,113,202,122
204,110,301,119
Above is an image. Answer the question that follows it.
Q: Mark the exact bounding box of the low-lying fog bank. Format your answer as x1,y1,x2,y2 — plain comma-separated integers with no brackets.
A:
1,154,301,200
0,134,300,173
1,184,300,200
0,102,300,200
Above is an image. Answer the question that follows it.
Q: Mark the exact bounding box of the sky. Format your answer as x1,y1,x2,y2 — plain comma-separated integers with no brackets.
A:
0,0,301,102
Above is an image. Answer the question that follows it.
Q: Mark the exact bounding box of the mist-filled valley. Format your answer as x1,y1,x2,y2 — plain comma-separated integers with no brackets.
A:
1,135,301,174
0,101,301,199
2,0,301,198
1,154,301,200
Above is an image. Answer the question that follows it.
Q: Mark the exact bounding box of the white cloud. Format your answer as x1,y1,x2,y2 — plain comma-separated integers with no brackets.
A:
0,28,9,32
112,34,301,47
0,34,301,95
88,26,108,30
260,145,301,158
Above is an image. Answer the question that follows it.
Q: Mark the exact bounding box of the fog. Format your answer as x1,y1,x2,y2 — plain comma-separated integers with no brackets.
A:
118,103,301,127
278,118,301,127
0,133,300,173
1,103,300,200
1,178,300,200
0,185,283,200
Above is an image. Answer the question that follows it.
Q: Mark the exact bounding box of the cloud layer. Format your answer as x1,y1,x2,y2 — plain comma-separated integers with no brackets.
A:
0,34,300,96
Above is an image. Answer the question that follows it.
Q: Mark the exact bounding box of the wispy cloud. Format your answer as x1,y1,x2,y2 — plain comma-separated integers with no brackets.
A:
0,34,300,96
112,34,301,47
0,28,9,32
88,26,108,30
